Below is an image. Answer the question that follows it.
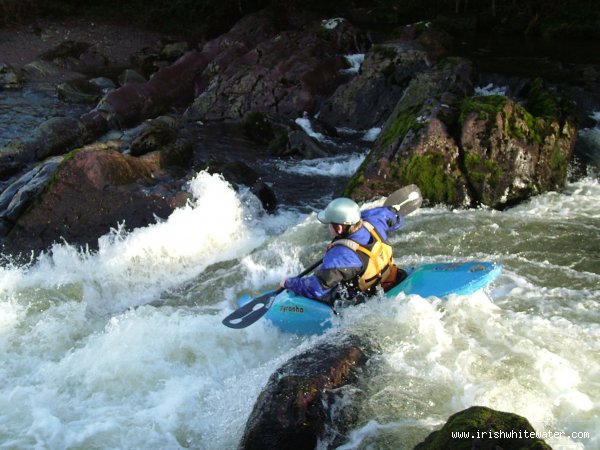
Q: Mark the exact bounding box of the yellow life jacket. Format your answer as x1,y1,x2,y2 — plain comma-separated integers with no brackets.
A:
328,221,393,291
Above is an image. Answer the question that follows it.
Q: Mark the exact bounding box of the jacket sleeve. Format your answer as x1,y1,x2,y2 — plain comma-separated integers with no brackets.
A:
283,274,332,300
284,246,363,300
361,207,403,238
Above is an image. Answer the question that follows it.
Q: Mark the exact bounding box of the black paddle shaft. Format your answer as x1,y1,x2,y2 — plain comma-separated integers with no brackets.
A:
222,258,322,329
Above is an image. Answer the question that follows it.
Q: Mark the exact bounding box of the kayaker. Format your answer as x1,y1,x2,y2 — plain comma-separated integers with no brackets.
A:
280,197,405,303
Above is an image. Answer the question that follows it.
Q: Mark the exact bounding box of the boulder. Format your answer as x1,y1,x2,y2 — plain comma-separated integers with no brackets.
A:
57,78,104,103
186,24,364,121
319,40,431,131
129,116,180,157
2,143,189,255
38,40,91,61
239,335,373,450
414,406,551,450
0,63,23,89
343,63,577,209
97,49,212,127
0,116,86,163
459,88,576,208
343,58,475,206
0,157,62,236
117,68,146,86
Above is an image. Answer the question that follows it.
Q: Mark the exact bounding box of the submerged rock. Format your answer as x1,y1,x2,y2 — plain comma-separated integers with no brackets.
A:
414,406,552,450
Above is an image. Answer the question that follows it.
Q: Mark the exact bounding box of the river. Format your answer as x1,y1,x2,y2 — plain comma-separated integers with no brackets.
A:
0,89,599,448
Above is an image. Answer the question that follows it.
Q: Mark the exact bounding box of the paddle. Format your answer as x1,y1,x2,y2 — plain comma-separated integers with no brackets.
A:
384,184,422,215
222,184,422,329
222,259,323,329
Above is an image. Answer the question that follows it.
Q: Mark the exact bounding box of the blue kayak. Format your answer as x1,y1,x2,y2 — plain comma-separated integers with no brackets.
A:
237,261,502,335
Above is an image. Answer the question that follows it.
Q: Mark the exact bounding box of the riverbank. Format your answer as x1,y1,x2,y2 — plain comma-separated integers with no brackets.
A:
0,17,180,69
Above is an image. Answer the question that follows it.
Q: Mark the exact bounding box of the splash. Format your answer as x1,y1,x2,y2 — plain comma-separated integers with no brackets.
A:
0,171,267,315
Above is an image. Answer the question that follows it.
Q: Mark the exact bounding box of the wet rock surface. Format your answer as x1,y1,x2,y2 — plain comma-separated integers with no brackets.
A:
0,7,597,254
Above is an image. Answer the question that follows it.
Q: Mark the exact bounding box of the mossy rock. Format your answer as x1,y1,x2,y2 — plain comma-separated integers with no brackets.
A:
414,406,552,450
399,153,458,205
379,104,423,148
459,95,508,124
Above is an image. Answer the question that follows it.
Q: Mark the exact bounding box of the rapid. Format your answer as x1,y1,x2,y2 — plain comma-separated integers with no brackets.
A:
1,96,599,448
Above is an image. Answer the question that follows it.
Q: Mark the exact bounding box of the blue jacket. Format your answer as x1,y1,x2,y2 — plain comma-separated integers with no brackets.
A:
284,206,402,300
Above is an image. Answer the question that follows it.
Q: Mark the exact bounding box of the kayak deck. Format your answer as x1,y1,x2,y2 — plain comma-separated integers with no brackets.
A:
237,261,502,335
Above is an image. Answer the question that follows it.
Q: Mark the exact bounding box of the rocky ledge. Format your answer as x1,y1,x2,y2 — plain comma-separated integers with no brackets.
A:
0,6,596,257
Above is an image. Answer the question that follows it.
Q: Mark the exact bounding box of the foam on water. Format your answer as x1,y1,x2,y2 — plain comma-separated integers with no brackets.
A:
275,152,366,177
0,174,598,449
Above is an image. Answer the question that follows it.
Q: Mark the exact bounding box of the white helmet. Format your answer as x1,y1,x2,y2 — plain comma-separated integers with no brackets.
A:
317,198,361,225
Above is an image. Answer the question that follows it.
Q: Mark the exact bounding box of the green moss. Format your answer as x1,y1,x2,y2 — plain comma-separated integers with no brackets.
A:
526,78,561,119
401,153,456,204
342,173,365,198
463,151,504,188
506,105,544,144
380,105,422,148
342,153,372,197
464,152,482,169
459,95,507,124
549,144,568,178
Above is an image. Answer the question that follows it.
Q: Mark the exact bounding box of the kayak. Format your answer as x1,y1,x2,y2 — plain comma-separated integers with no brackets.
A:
236,261,502,335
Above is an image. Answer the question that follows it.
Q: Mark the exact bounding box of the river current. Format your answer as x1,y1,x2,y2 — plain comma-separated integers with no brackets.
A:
0,87,599,449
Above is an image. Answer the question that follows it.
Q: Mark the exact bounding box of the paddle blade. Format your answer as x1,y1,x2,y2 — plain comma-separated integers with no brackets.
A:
384,184,423,217
222,289,281,329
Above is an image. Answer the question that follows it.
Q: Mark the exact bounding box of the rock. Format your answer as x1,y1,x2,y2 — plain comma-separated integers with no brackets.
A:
79,109,110,141
414,406,552,450
0,157,62,236
287,130,330,159
319,39,431,131
244,111,276,144
57,77,104,103
159,135,194,170
39,40,91,61
89,76,117,93
118,68,146,86
187,28,356,121
0,116,86,163
0,63,23,89
130,46,162,78
160,41,190,61
239,335,373,450
459,89,576,208
98,49,212,126
1,143,189,255
21,60,62,78
129,116,180,157
343,58,475,206
343,62,577,209
185,10,368,122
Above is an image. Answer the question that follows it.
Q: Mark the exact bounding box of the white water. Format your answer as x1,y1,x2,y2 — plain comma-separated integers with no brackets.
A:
0,169,599,449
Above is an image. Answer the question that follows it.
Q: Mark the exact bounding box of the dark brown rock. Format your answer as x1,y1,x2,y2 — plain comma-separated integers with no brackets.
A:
239,335,373,450
2,143,189,255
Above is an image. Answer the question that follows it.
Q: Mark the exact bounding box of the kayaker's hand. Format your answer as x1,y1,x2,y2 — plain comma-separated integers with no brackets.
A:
280,279,287,288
